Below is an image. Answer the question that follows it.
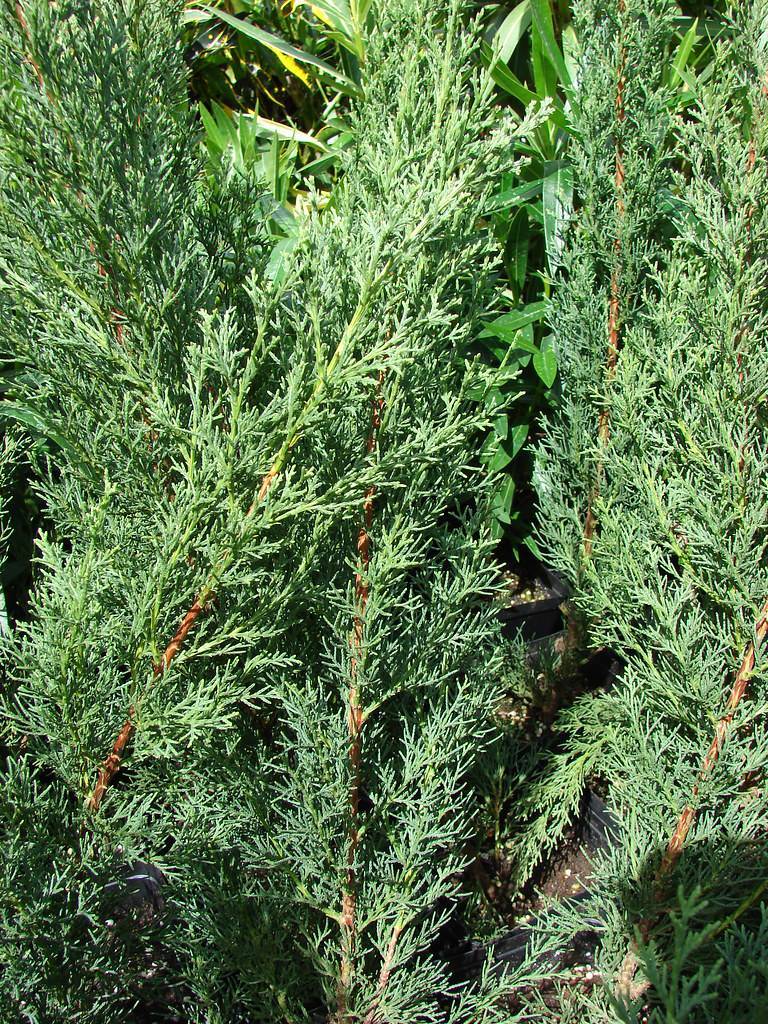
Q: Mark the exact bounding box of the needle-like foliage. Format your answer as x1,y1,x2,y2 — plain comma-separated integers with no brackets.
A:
523,2,768,1018
533,0,677,623
0,0,551,1019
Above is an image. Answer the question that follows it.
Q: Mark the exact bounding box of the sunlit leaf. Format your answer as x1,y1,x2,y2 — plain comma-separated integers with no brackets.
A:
533,334,557,387
479,301,549,342
186,6,362,95
542,160,573,272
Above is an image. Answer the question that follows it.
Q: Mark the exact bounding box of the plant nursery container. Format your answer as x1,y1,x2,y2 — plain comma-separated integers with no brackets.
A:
494,542,570,643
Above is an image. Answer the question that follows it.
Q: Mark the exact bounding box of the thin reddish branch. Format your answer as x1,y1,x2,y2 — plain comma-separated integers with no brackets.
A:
583,14,626,556
88,598,209,811
338,373,384,1022
657,599,768,879
14,1,43,89
618,101,768,996
653,76,768,879
88,712,135,812
88,425,286,809
155,598,208,675
362,921,403,1024
618,600,768,999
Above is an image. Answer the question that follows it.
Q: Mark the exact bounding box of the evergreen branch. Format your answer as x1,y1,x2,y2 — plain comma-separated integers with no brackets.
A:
617,598,768,1001
87,595,211,810
362,918,404,1024
86,318,376,809
86,185,423,811
735,74,768,476
338,370,384,1023
618,75,768,999
87,709,135,813
13,0,42,89
582,0,627,559
657,598,768,881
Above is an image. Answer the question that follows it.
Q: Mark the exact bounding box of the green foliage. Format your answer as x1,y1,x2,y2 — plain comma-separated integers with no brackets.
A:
0,0,553,1019
523,0,768,1018
474,1,574,550
475,0,727,553
184,0,366,202
533,0,679,591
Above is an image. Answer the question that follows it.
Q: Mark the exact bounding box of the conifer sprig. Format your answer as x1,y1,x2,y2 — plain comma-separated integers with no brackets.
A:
338,371,384,1021
529,3,768,1013
0,0,554,1016
582,0,627,557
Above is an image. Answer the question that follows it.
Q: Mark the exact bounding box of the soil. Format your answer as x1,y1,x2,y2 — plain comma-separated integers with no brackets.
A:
466,794,608,936
495,569,553,608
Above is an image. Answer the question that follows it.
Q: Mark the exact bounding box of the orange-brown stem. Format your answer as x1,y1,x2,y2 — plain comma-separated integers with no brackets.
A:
338,375,384,1022
619,103,767,998
88,712,135,812
654,77,768,888
14,1,43,89
88,597,210,810
619,600,768,1000
362,922,403,1024
657,599,768,881
89,417,286,809
582,31,626,558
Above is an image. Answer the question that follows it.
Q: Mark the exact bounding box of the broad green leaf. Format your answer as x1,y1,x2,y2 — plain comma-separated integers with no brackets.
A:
529,0,573,97
480,40,539,105
542,160,573,272
491,475,516,524
0,403,78,458
533,334,558,387
247,113,329,151
266,235,300,284
493,414,509,441
525,201,544,227
509,422,529,458
300,0,354,36
486,427,528,474
186,6,362,96
293,0,365,59
669,63,701,104
483,387,506,414
301,147,346,176
199,101,231,151
491,1,532,64
478,335,510,362
669,18,698,88
486,179,543,215
508,327,538,356
523,532,543,558
503,208,529,293
486,439,515,473
479,300,549,342
531,11,557,99
562,24,580,88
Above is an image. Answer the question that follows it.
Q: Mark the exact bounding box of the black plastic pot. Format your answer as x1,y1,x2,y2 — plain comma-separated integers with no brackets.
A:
493,537,570,643
440,790,617,986
497,565,569,643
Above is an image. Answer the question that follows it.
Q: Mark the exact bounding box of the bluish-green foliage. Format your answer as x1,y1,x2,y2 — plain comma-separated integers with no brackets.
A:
0,1,553,1019
524,1,768,1019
